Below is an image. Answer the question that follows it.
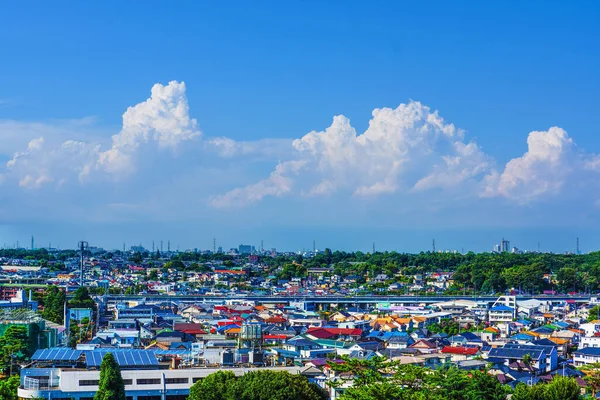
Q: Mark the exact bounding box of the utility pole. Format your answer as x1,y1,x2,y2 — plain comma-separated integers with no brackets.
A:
78,240,89,287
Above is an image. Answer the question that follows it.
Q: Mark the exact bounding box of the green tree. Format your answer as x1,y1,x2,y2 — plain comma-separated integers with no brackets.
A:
188,370,328,400
0,375,20,400
0,325,30,374
544,376,580,400
580,362,600,396
94,353,126,400
148,269,159,280
588,306,600,322
229,370,328,400
189,370,235,400
557,267,578,293
42,286,66,324
511,377,581,400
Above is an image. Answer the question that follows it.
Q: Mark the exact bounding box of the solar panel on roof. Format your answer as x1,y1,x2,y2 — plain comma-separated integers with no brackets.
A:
84,350,159,368
32,348,82,362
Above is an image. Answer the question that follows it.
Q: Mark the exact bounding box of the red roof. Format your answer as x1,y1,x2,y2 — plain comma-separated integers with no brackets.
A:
173,323,207,335
306,327,362,339
214,270,246,275
265,316,287,323
441,346,479,355
263,334,287,340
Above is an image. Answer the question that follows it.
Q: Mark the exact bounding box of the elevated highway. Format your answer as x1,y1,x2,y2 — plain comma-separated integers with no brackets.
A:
97,293,592,307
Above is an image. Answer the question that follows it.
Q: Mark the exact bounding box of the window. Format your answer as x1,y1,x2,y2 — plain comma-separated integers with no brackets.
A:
165,378,189,384
79,380,99,386
193,377,203,383
137,378,161,385
123,379,133,385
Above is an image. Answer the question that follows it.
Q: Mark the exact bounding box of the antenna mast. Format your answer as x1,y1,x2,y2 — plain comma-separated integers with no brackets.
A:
78,240,89,287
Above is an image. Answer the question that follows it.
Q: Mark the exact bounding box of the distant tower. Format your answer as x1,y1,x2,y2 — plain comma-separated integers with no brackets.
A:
313,240,316,253
537,241,541,253
78,240,89,287
152,241,155,253
213,238,216,253
577,237,580,254
260,240,264,253
161,240,164,252
31,236,34,250
432,239,436,253
123,242,125,252
168,241,171,252
373,242,376,254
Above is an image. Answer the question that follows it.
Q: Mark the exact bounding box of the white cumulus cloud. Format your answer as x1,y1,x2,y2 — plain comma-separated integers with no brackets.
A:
97,81,201,174
215,101,491,205
482,127,577,202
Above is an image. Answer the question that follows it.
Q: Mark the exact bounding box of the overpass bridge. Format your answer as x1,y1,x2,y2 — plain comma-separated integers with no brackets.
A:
97,294,592,308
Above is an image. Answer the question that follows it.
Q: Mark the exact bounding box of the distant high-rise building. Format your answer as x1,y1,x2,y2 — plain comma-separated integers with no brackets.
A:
238,244,255,254
493,244,500,253
500,238,510,253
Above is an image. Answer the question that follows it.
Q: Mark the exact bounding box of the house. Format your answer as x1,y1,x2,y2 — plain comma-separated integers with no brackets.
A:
580,336,600,349
488,305,515,324
409,339,439,354
573,347,600,366
578,322,600,337
283,337,322,357
487,347,547,372
504,343,557,372
441,346,479,361
386,335,415,349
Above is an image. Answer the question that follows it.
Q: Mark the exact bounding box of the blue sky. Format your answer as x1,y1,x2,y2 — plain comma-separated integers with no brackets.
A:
0,1,599,252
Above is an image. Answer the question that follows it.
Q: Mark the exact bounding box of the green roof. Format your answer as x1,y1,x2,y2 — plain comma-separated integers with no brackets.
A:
313,339,354,348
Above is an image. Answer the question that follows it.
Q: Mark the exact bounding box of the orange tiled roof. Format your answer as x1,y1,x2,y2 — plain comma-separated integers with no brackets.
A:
548,337,568,345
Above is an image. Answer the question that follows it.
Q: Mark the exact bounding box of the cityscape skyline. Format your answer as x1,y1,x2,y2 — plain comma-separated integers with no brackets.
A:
0,230,591,255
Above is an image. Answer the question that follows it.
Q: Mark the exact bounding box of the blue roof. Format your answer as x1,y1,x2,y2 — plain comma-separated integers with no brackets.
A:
270,349,301,358
532,327,554,335
367,330,383,338
85,350,159,368
32,348,82,362
488,347,545,360
459,332,482,341
490,305,514,312
574,347,600,356
511,333,535,340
